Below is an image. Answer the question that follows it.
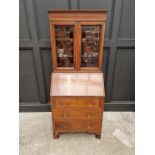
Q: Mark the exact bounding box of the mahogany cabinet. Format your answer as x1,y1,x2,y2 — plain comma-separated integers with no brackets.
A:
48,10,107,139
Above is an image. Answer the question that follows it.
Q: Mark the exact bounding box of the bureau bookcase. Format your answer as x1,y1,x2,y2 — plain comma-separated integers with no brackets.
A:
48,10,107,138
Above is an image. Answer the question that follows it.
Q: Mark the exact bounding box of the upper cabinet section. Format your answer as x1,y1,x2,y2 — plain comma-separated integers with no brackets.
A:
48,10,107,72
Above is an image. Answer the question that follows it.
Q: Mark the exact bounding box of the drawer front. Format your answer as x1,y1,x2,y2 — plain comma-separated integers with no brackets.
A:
53,97,101,109
53,109,102,119
54,120,101,131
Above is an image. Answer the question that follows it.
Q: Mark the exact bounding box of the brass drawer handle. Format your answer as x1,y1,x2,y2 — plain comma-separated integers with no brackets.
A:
86,101,95,106
87,124,92,129
87,113,93,118
62,113,70,118
63,125,68,129
60,103,68,107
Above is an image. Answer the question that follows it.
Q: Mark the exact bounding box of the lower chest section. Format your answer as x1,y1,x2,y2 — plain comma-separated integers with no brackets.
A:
51,97,104,137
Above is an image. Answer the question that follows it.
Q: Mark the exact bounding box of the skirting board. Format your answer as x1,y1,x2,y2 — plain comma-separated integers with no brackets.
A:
19,101,135,112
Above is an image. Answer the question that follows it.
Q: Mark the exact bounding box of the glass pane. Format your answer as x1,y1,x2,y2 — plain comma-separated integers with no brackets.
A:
81,25,101,67
55,25,74,67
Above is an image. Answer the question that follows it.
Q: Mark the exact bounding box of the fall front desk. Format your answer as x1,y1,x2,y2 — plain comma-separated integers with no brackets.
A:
48,10,107,138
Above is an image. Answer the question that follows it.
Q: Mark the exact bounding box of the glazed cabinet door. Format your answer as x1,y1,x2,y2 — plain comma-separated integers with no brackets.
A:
78,22,105,72
50,22,78,72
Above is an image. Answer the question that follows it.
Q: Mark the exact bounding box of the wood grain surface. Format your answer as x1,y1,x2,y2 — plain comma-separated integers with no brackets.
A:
51,73,105,97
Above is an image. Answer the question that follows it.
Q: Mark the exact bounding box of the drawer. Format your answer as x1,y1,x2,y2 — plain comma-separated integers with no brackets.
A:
53,97,101,109
54,120,101,131
53,109,102,119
